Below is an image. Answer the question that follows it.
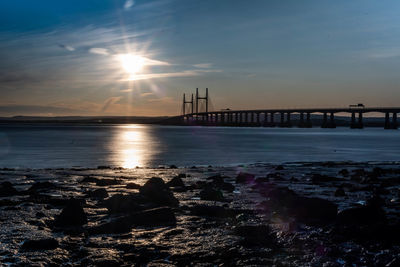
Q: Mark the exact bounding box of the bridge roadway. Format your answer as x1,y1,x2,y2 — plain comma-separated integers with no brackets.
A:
181,107,400,129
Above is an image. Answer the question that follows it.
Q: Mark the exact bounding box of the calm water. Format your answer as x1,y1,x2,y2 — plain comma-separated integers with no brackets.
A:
0,124,399,168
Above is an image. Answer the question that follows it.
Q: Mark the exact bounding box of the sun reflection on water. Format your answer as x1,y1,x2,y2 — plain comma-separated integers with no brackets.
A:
114,125,155,168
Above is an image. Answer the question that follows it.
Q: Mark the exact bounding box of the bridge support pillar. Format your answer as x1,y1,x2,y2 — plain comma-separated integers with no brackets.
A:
287,113,292,127
305,113,312,127
279,112,285,127
393,113,398,129
321,112,328,128
328,112,336,128
256,112,260,126
250,112,254,125
351,112,363,129
270,112,275,127
298,112,305,127
245,112,249,125
263,112,268,127
386,112,399,129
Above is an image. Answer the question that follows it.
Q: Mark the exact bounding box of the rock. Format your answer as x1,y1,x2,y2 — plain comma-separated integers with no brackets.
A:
199,186,225,201
293,197,338,225
103,193,148,214
338,169,349,177
336,205,386,226
0,182,18,197
27,181,56,192
255,177,269,183
97,165,111,169
234,225,277,247
311,174,339,183
88,188,108,199
166,177,185,188
236,172,255,184
89,207,176,234
190,205,234,218
79,177,98,183
126,182,141,189
139,177,179,206
262,186,337,225
334,187,346,197
95,178,121,186
21,238,59,250
206,175,235,192
54,198,87,227
79,177,121,186
275,165,284,170
169,165,178,169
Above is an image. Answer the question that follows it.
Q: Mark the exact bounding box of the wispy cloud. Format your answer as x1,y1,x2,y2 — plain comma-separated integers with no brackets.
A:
57,43,75,51
89,47,109,55
124,0,135,10
193,63,213,68
101,96,123,112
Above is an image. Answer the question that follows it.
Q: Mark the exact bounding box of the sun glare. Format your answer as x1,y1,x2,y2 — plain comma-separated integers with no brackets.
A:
118,54,145,77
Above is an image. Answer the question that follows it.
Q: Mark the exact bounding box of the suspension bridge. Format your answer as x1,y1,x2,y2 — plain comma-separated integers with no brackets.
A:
160,88,399,129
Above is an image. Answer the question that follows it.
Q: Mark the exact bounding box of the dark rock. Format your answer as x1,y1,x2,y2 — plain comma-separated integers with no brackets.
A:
255,177,269,183
89,207,176,234
275,165,284,170
139,177,179,206
54,198,87,227
103,193,148,214
199,186,225,201
262,186,337,225
169,165,178,169
126,182,141,189
190,205,234,218
207,175,235,192
95,178,121,186
234,225,277,247
79,176,98,183
236,172,255,184
176,173,186,178
21,238,59,250
337,205,386,226
27,181,56,192
294,197,338,225
311,174,339,183
334,187,346,197
97,165,111,169
166,176,185,188
339,169,349,177
88,188,108,199
0,182,18,197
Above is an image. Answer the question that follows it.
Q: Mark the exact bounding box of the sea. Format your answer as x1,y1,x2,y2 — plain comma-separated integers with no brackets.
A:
0,124,399,168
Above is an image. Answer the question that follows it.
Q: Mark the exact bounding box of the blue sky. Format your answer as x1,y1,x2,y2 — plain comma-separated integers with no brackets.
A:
1,0,400,116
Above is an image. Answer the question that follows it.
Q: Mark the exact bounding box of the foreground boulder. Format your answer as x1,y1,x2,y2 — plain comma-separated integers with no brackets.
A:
199,186,225,201
139,177,179,206
27,181,56,193
260,186,337,225
0,182,18,197
234,225,277,247
236,172,255,184
166,176,185,188
88,188,108,199
103,193,150,214
54,199,87,227
89,207,176,234
21,238,59,250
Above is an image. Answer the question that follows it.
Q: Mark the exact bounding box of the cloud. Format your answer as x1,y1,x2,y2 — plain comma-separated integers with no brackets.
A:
193,63,213,68
140,92,154,97
124,0,135,10
57,43,75,51
89,47,109,55
101,97,123,112
0,104,83,116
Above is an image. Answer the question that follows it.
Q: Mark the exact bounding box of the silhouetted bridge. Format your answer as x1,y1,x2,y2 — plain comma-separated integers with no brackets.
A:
160,89,399,129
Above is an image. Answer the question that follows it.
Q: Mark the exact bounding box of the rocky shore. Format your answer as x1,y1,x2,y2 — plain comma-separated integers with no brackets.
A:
0,162,400,266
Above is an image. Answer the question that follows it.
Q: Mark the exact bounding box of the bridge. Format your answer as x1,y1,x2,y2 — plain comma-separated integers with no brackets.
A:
163,88,399,129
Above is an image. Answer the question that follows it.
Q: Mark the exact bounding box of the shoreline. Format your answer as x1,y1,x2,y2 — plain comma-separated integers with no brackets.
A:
1,161,399,266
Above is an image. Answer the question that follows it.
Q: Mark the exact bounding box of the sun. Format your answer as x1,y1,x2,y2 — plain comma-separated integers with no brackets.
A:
118,54,145,77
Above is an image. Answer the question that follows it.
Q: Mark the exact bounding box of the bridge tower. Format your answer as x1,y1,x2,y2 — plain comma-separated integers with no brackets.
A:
195,88,209,113
182,93,194,115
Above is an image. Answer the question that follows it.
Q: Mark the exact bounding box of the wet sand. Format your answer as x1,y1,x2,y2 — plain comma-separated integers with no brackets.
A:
0,162,399,266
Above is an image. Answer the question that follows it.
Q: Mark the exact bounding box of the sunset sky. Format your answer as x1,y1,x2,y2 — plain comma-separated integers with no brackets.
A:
1,0,400,116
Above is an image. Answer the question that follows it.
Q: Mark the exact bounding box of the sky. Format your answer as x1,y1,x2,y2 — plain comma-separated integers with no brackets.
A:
1,0,400,116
